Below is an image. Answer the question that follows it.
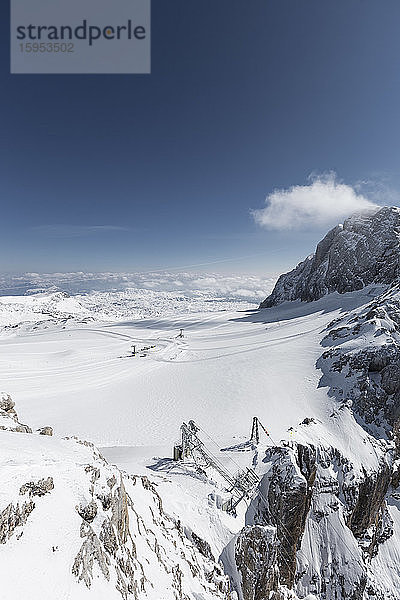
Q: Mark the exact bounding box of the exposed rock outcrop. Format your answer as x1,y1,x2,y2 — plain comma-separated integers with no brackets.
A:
343,461,393,557
20,477,54,498
318,286,400,440
235,525,280,600
260,206,400,307
72,470,229,600
0,393,17,416
37,426,53,436
246,445,316,589
0,398,230,600
0,477,54,545
234,208,400,599
76,500,98,523
0,392,32,433
0,500,35,544
237,439,396,599
285,282,400,596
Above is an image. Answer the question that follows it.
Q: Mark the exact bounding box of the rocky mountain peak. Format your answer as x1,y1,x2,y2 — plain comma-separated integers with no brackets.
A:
260,206,400,308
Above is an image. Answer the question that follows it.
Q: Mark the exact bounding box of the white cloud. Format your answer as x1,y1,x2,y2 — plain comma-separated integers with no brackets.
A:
252,173,379,231
0,271,278,303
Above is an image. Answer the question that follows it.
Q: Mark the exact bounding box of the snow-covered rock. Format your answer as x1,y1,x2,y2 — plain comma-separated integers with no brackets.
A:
0,392,32,433
247,209,400,597
233,432,399,599
260,206,400,307
7,205,400,600
0,398,230,600
234,525,280,599
252,281,400,599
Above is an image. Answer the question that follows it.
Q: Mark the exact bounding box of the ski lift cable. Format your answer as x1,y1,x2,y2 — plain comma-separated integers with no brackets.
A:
184,422,258,497
181,423,239,488
179,421,290,561
197,418,278,482
254,464,368,581
193,427,317,581
196,423,296,528
196,420,365,580
197,438,245,483
197,421,368,583
197,424,259,475
194,423,308,572
265,445,368,578
193,438,238,485
250,433,367,577
246,463,365,582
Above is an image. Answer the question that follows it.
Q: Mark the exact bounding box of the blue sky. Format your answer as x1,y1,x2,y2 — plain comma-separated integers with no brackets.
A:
1,0,400,275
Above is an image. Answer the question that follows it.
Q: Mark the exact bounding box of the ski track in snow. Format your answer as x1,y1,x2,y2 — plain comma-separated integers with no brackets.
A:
2,284,399,600
0,287,376,457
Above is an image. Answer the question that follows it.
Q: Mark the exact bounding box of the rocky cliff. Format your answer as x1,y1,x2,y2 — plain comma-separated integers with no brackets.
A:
236,280,400,600
260,206,400,307
235,208,400,599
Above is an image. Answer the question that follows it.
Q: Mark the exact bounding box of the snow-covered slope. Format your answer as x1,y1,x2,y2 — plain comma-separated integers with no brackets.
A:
0,400,234,600
260,206,400,307
4,209,400,599
0,284,269,336
3,284,400,599
0,291,371,447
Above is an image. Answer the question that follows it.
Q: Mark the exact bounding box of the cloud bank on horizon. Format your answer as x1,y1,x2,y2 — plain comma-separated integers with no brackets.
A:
252,174,379,230
0,270,277,303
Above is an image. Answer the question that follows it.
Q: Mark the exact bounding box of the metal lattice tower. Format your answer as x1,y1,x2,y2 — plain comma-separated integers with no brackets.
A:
177,420,260,513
